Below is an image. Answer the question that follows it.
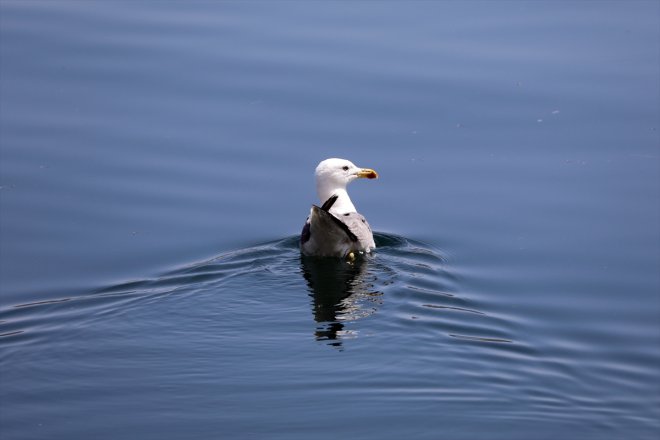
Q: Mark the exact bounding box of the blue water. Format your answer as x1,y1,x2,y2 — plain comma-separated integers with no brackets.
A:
1,1,659,439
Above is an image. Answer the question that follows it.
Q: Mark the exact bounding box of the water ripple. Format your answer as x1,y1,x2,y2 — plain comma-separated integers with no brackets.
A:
0,233,520,353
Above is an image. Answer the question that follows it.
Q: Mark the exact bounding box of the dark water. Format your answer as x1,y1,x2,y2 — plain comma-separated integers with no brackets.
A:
1,1,659,439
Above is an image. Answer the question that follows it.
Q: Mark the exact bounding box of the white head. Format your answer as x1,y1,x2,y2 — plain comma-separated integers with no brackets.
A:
315,158,378,213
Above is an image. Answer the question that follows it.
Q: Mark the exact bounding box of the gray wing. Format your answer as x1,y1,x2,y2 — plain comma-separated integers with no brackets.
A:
301,205,354,257
337,212,376,250
300,206,375,257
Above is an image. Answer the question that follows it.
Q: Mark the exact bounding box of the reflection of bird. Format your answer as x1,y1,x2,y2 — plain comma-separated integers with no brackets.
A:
300,255,373,346
300,158,378,258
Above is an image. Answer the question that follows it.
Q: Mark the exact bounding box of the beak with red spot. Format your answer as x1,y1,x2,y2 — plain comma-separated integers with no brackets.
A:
356,168,378,179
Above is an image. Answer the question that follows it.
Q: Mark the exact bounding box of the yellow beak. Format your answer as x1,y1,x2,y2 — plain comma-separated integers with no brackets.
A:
356,168,379,179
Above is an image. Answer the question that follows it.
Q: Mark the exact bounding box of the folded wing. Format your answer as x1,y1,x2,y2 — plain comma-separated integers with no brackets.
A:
300,196,375,257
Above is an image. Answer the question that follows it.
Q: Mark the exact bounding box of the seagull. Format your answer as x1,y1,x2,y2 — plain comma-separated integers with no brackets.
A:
300,158,378,258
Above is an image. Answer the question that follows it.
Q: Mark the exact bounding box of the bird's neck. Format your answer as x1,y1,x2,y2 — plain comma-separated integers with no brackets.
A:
318,187,356,214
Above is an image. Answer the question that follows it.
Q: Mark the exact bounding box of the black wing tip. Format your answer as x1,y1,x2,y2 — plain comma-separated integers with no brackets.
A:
320,195,338,211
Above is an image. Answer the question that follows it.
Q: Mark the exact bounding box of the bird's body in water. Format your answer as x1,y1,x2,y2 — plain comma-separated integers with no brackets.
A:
300,158,378,258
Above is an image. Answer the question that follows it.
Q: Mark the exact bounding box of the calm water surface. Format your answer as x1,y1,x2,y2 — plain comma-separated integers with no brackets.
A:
1,1,659,439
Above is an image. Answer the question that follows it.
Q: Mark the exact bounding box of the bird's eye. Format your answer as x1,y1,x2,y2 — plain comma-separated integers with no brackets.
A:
342,166,349,171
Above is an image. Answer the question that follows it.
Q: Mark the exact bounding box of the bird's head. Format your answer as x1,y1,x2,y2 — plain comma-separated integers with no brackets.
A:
315,158,378,190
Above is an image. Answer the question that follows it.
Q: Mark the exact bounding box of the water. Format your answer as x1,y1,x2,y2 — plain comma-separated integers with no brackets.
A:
1,1,658,439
